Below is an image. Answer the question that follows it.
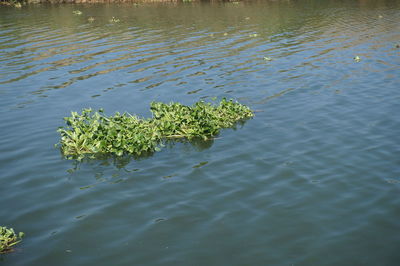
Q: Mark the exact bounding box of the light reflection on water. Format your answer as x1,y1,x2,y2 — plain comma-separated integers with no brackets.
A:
0,0,400,265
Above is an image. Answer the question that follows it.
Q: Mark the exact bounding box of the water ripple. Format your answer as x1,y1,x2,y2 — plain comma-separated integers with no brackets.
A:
1,2,400,265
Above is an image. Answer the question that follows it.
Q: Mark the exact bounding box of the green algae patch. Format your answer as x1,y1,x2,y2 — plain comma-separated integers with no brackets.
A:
57,99,253,160
0,226,24,254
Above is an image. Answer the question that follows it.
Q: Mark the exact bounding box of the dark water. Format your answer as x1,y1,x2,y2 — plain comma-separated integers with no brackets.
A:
1,0,400,265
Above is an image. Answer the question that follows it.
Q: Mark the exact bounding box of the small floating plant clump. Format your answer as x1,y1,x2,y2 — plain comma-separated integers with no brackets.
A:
0,226,24,254
57,99,253,160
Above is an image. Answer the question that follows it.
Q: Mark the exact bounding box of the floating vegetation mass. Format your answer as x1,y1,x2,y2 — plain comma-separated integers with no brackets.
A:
109,17,120,23
0,226,24,254
57,99,253,160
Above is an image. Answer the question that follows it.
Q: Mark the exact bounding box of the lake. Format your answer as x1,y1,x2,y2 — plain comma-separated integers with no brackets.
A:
1,0,399,265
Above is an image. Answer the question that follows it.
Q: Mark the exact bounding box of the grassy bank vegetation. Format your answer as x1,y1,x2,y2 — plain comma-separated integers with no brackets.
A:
1,0,23,6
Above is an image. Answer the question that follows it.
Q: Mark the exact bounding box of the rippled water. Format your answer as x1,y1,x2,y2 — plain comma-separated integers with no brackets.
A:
1,0,400,265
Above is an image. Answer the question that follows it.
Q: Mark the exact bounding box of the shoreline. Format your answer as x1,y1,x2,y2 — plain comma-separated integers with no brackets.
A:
1,0,217,4
0,0,249,6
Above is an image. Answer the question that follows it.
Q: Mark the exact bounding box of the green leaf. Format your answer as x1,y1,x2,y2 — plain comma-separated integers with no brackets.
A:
56,99,253,160
193,161,208,168
0,226,24,253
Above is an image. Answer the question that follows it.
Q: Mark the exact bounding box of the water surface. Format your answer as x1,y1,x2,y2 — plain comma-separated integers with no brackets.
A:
1,0,400,265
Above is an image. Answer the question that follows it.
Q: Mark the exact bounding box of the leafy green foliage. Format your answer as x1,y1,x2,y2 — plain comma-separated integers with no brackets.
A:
0,0,24,6
0,226,24,254
57,99,253,160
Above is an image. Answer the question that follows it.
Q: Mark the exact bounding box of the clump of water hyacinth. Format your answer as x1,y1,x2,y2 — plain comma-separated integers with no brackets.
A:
0,226,24,254
109,17,120,23
57,99,253,160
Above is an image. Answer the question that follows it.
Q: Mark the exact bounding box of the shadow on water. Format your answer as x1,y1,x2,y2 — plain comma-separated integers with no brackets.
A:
62,135,217,188
63,135,216,171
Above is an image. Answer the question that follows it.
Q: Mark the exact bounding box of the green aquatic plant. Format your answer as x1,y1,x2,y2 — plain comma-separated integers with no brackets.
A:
0,226,24,254
0,0,24,6
109,17,120,23
354,55,361,62
57,99,253,160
